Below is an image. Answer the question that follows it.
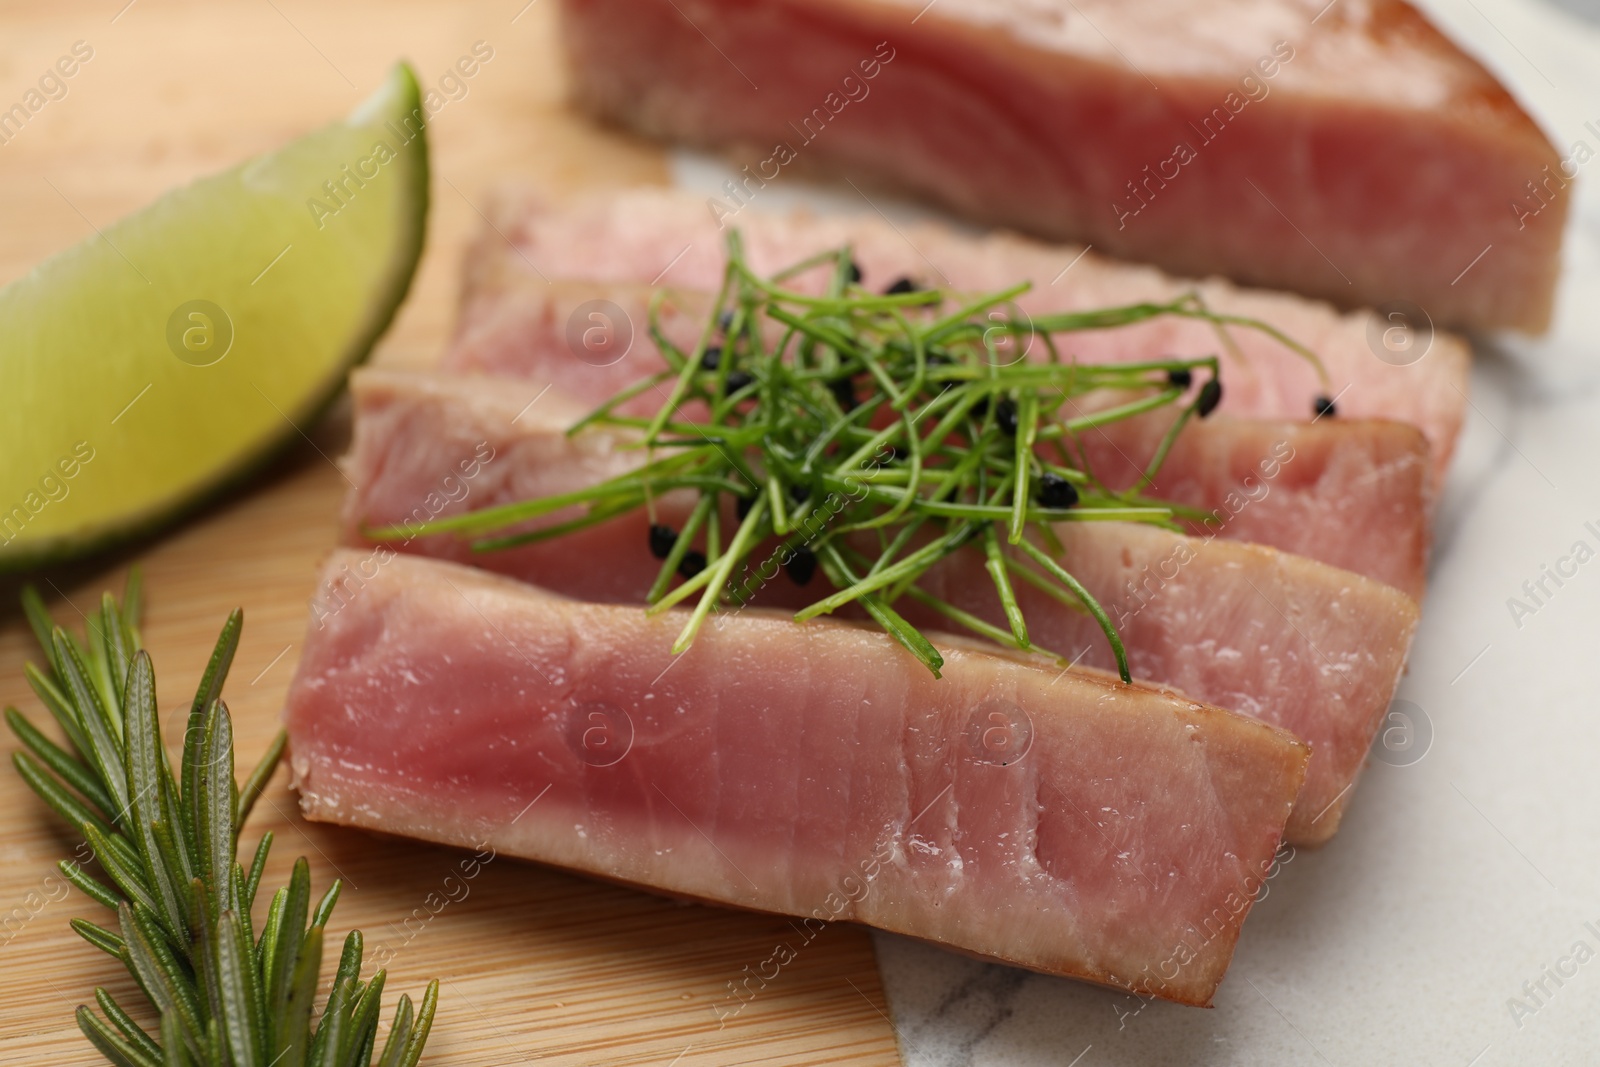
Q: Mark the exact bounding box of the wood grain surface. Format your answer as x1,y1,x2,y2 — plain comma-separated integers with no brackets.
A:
0,1,902,1063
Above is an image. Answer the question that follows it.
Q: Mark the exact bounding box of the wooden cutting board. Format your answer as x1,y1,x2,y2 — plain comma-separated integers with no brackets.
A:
0,1,901,1063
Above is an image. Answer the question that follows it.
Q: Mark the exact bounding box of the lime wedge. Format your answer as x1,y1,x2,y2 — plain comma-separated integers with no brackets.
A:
0,62,429,570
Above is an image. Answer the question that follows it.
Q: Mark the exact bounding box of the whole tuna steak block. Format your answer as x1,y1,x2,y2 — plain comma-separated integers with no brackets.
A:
556,0,1565,331
285,550,1308,1005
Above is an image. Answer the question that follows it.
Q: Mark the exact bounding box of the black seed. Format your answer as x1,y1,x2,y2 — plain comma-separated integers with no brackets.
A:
996,397,1019,435
1037,472,1079,510
678,550,707,579
718,310,734,331
648,523,677,560
828,376,857,410
1166,367,1193,388
789,483,810,505
847,259,863,284
725,370,754,394
971,396,990,418
1313,394,1338,418
1196,379,1223,418
785,545,818,586
884,276,918,295
736,494,755,520
700,345,722,371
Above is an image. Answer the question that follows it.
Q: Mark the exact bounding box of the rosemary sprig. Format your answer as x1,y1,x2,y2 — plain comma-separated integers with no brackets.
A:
6,573,439,1067
373,232,1322,680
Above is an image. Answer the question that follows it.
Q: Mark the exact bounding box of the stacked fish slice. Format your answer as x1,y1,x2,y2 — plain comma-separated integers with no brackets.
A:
283,0,1564,1007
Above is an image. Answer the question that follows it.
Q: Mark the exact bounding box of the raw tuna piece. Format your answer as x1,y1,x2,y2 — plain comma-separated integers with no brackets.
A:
340,369,675,605
1073,413,1431,600
441,277,1434,598
908,521,1417,845
339,369,1420,842
286,550,1309,1005
556,0,1565,332
457,188,1469,484
449,279,717,417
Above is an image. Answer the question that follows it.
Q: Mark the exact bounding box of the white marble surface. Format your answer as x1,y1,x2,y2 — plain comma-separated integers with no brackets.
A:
675,0,1600,1061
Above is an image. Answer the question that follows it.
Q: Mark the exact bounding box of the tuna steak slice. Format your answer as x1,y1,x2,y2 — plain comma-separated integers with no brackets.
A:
1073,412,1431,600
440,280,1433,599
457,189,1469,484
556,0,1565,332
286,549,1309,1005
339,368,1420,843
907,522,1416,846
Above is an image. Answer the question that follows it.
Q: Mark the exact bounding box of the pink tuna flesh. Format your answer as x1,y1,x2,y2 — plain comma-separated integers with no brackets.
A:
285,550,1309,1005
454,190,1468,484
339,368,1420,843
556,0,1565,331
442,282,1433,599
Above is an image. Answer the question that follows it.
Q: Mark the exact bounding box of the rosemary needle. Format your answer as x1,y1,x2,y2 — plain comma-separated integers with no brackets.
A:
6,573,439,1067
378,231,1324,681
